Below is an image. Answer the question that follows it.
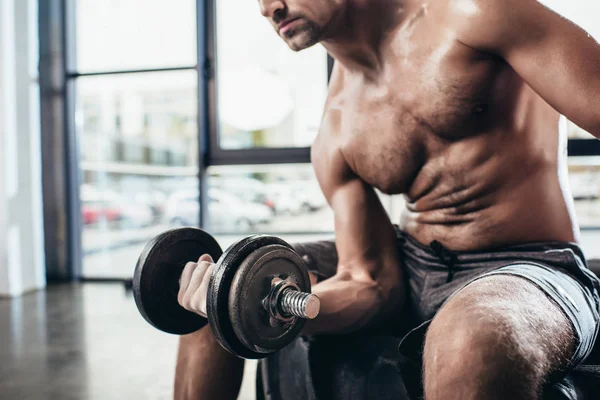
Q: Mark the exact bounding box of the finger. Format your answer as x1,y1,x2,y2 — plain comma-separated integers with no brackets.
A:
198,254,214,263
178,261,197,304
309,272,318,287
181,261,212,312
193,263,216,318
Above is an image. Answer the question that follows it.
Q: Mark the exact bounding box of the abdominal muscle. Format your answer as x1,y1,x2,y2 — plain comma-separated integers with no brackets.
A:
397,141,579,251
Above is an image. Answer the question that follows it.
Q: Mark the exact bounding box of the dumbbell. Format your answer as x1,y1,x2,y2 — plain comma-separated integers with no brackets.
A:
132,227,320,359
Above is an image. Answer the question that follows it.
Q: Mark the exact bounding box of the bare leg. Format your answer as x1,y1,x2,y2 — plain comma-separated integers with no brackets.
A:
423,276,574,400
174,326,244,400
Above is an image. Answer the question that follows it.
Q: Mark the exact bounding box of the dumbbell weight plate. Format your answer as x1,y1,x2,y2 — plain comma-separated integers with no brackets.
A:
229,244,310,356
133,228,223,335
207,235,303,359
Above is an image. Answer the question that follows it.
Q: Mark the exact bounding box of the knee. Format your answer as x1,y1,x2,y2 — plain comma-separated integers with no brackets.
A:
425,308,543,377
423,283,552,396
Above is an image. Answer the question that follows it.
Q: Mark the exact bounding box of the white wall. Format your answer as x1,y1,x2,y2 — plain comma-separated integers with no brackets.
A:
0,0,46,297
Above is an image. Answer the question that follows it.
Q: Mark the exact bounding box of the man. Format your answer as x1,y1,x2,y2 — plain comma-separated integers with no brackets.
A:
175,0,600,399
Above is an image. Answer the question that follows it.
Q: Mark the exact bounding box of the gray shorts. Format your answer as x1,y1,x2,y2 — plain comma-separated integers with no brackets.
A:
260,229,600,399
294,228,600,367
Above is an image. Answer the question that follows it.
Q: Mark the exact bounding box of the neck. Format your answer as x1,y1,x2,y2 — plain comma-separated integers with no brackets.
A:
321,0,415,76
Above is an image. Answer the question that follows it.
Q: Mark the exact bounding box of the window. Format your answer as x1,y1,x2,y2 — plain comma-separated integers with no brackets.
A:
77,71,198,167
71,2,200,278
68,0,331,278
214,0,328,150
77,71,199,278
75,0,196,72
204,164,332,235
569,158,600,229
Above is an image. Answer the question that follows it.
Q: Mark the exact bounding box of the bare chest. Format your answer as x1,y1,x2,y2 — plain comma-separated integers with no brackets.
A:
323,40,505,194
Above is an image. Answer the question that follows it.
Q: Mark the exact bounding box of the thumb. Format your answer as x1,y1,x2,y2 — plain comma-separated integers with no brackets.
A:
198,254,214,263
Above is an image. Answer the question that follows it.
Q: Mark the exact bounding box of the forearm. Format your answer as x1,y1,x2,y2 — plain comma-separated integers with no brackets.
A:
302,270,405,335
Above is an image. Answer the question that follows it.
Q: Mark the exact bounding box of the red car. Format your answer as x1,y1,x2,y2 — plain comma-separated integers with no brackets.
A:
81,201,121,225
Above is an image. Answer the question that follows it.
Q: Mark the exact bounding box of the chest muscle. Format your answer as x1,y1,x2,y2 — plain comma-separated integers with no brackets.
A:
323,39,504,194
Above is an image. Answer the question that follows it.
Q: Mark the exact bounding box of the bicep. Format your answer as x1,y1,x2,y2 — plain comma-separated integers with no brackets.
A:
330,179,398,277
312,142,400,285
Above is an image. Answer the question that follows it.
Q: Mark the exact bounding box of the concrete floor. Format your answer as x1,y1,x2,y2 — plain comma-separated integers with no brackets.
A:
0,284,257,400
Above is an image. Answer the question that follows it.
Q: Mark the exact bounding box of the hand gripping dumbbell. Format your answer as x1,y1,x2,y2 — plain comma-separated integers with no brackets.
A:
132,227,320,359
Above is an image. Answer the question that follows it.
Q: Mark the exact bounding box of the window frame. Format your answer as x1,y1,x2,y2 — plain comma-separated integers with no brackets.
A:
569,139,600,157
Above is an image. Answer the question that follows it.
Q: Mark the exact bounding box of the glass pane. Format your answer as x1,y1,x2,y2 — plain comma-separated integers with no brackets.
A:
215,1,328,149
203,164,333,234
75,0,197,72
569,158,600,228
77,71,199,278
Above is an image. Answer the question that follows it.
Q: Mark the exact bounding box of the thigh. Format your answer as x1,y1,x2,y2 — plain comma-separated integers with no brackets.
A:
401,263,600,398
454,263,600,369
427,273,577,383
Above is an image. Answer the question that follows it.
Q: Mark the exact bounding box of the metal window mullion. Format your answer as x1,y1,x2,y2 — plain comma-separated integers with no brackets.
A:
198,0,214,229
205,0,220,164
39,0,69,280
64,0,83,279
64,77,83,279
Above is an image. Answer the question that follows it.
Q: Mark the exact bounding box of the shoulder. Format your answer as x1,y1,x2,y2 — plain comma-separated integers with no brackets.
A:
311,64,347,166
437,0,544,53
440,0,529,22
311,126,354,196
311,128,347,178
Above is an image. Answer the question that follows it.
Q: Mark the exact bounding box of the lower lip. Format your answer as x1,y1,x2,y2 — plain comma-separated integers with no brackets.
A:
280,19,302,34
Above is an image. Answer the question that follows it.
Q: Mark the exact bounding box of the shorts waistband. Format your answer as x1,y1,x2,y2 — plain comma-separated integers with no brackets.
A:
393,226,587,267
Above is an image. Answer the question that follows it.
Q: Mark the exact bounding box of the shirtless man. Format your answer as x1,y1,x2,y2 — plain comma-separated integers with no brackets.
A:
175,0,600,399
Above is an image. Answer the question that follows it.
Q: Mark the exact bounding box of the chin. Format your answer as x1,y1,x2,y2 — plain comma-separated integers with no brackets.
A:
285,33,320,52
287,41,315,52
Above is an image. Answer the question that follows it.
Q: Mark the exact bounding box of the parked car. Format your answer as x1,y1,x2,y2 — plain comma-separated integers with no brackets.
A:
80,184,154,228
164,188,274,232
122,190,168,220
81,200,121,225
280,181,328,212
164,190,200,227
116,201,155,228
266,183,304,215
80,185,121,225
209,176,277,214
